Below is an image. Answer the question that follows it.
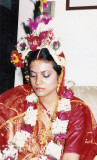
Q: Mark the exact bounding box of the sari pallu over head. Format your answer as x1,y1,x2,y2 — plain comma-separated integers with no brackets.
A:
0,68,97,159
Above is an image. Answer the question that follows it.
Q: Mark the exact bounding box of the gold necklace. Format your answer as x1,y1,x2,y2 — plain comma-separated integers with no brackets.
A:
37,98,58,145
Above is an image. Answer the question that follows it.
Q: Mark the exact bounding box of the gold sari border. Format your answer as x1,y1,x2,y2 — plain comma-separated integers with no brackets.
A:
0,103,19,115
0,112,25,130
20,85,30,93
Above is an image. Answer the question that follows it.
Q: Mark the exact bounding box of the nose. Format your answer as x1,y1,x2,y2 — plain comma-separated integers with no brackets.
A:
35,75,42,85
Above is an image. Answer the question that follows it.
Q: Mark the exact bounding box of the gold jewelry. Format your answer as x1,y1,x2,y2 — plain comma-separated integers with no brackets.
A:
24,49,41,83
25,75,30,83
37,99,58,145
24,52,30,84
35,60,39,63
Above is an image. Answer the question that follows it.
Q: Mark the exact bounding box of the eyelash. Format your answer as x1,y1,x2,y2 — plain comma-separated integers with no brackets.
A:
43,75,50,78
30,74,50,78
30,75,36,77
30,73,35,77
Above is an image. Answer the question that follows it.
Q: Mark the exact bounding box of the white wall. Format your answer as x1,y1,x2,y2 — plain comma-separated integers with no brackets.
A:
54,0,97,86
16,0,97,86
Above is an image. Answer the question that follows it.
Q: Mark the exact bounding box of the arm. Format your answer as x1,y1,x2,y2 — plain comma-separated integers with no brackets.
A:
62,101,86,160
62,153,80,160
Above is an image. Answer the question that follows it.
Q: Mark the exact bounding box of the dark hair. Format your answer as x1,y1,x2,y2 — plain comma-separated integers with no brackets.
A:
25,48,62,76
24,48,62,83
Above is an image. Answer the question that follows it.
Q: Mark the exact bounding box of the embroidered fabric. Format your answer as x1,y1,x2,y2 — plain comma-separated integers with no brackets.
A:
0,84,97,160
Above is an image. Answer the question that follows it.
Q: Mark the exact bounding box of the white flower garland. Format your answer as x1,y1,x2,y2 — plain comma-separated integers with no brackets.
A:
26,93,38,103
38,155,47,160
24,106,38,126
57,98,71,112
1,93,71,160
52,118,69,134
45,141,63,160
12,131,30,149
2,145,18,160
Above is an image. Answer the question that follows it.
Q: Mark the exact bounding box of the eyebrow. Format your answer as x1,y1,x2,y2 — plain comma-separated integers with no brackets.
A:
30,70,36,73
30,70,50,73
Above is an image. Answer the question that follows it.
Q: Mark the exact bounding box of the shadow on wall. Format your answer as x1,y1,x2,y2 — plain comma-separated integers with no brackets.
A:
0,0,19,94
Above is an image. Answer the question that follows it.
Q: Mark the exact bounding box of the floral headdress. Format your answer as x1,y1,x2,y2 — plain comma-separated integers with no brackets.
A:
11,0,66,68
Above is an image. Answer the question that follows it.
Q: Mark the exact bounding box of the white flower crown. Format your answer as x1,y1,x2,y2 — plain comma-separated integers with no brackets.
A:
11,3,66,68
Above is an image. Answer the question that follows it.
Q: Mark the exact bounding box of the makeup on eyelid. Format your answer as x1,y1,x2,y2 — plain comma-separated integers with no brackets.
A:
30,71,36,77
30,71,51,77
42,71,51,77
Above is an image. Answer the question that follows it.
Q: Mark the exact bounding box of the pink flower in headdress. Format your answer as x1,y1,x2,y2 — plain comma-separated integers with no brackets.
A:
40,31,48,39
29,43,37,51
35,15,41,22
40,29,54,46
28,15,42,32
26,34,34,42
28,18,38,32
29,36,41,51
4,157,14,160
42,2,51,12
19,42,26,51
41,12,52,24
53,41,58,46
33,36,41,46
11,50,24,68
53,41,60,50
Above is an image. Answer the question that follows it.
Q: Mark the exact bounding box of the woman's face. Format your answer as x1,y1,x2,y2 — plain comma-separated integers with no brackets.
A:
29,60,58,98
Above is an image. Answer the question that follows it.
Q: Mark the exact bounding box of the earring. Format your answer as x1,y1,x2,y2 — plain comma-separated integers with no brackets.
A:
25,75,30,84
35,60,39,63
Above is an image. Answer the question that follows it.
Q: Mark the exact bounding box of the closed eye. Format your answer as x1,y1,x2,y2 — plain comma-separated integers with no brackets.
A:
43,75,50,78
42,71,51,78
30,71,36,77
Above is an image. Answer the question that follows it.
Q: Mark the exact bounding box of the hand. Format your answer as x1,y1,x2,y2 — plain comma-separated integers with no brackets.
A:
30,158,39,160
62,153,80,160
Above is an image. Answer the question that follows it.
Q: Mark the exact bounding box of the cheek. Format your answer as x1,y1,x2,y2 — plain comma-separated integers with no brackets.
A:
30,78,35,87
44,76,58,87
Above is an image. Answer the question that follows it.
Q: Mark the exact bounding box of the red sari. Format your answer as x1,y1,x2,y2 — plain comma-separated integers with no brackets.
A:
0,84,97,159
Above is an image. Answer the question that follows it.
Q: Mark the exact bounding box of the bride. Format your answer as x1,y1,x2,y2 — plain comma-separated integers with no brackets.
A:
0,1,97,160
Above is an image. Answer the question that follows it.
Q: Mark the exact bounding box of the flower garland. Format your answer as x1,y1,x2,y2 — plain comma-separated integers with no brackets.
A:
0,90,73,160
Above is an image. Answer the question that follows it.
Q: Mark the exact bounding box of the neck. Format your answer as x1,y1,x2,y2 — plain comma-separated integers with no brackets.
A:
39,91,58,109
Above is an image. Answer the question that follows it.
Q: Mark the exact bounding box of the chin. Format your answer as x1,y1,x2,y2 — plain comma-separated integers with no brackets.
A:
34,90,46,97
36,93,46,97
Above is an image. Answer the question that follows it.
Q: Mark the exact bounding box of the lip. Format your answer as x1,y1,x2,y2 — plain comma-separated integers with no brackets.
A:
35,87,44,90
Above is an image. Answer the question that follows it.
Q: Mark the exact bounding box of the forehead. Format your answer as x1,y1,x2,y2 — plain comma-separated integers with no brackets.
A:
29,60,54,72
